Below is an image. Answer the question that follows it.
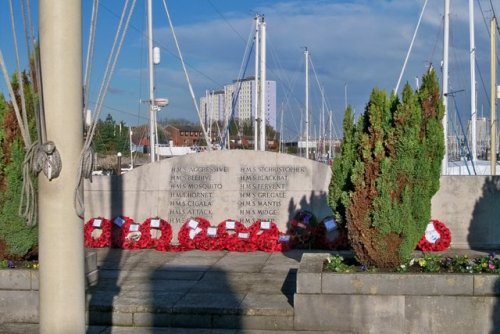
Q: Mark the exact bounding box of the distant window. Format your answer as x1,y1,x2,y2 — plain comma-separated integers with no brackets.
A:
181,131,185,136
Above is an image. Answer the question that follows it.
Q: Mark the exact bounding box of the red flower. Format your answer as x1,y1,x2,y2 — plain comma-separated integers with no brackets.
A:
84,217,112,248
195,226,225,251
217,219,256,251
248,220,281,252
417,219,452,252
114,216,144,250
140,217,173,251
177,217,211,250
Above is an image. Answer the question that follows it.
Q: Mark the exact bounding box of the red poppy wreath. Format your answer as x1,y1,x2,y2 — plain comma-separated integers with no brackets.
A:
248,220,281,252
141,217,172,251
417,219,452,252
218,219,257,252
84,217,112,248
176,217,211,250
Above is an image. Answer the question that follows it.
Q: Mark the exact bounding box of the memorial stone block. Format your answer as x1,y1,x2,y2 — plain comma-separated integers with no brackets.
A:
84,151,332,241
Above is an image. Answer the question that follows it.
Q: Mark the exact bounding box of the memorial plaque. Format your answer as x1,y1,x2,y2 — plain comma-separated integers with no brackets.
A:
84,151,333,242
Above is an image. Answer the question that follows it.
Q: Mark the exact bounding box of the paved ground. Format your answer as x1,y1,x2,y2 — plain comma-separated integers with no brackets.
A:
2,248,496,333
1,248,339,333
86,248,338,333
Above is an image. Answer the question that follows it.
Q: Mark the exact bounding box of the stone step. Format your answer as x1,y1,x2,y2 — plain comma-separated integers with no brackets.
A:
0,323,338,334
87,290,294,330
85,263,297,330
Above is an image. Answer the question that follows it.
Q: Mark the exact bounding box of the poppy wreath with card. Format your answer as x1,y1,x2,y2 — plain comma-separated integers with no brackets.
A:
115,217,146,250
248,220,281,252
217,219,257,252
288,210,317,249
84,217,112,248
140,217,172,251
177,217,211,250
314,216,349,250
417,219,452,252
195,225,226,251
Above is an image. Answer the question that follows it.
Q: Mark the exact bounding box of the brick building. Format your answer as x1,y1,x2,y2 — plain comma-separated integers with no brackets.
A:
165,125,207,146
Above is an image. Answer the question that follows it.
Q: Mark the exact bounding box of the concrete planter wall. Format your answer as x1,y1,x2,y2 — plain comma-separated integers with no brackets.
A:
0,250,97,324
294,253,500,334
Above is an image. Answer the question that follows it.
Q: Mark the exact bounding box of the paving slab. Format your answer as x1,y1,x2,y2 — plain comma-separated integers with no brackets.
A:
97,269,204,281
173,292,246,315
240,293,294,316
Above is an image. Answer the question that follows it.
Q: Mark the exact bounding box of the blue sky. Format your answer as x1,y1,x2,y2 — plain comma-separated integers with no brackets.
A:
1,0,500,141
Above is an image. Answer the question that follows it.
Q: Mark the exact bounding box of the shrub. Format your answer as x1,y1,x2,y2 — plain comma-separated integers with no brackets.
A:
0,74,38,258
329,70,444,267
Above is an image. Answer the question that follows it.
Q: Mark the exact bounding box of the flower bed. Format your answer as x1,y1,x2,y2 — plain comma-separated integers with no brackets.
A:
294,253,500,334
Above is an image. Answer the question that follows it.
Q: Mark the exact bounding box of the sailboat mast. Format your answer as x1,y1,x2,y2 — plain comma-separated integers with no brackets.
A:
491,16,497,174
147,0,156,162
305,47,309,159
254,15,260,151
441,0,450,175
469,0,477,162
329,109,333,159
259,17,266,151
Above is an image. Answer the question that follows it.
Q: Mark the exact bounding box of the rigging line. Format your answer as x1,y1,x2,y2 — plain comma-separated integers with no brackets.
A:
98,1,225,89
220,22,255,146
394,0,428,95
9,0,31,147
309,55,326,132
92,0,131,126
266,40,304,135
220,19,256,148
135,0,147,128
427,14,443,67
227,22,255,137
220,42,255,148
89,0,136,144
449,25,468,99
475,59,491,110
451,94,477,175
207,0,247,44
75,0,137,217
479,0,500,66
0,50,30,146
84,0,100,113
20,0,41,144
307,56,326,131
489,0,500,43
162,0,212,151
26,0,46,143
449,115,471,175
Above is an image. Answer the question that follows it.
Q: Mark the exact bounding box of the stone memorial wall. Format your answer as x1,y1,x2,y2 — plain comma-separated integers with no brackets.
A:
84,151,333,239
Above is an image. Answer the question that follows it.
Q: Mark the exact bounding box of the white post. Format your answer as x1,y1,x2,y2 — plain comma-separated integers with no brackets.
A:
305,47,310,159
148,0,156,162
329,109,333,159
344,83,348,111
441,0,450,175
254,15,260,151
469,0,477,163
38,0,85,333
259,18,266,151
129,129,134,168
